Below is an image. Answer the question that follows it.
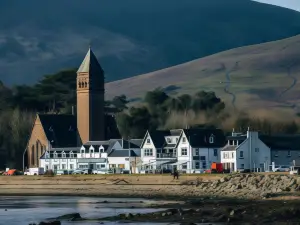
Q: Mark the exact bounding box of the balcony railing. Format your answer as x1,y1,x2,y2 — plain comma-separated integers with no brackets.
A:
157,153,177,158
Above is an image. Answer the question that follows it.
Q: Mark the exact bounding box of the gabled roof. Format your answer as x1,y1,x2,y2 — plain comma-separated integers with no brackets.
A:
82,139,118,153
108,149,141,157
260,134,300,150
38,114,78,148
179,128,226,148
77,47,104,75
142,130,172,148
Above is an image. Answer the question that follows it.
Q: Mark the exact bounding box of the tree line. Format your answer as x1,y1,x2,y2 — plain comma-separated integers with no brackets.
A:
0,69,299,168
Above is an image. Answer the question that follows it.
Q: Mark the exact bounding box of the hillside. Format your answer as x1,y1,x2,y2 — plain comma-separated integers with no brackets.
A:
1,0,300,85
106,34,300,114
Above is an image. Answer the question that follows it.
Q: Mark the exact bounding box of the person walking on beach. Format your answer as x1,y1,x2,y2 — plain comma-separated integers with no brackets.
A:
173,169,179,180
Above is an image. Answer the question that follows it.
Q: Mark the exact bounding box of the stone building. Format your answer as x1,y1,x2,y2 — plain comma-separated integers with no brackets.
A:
26,47,120,168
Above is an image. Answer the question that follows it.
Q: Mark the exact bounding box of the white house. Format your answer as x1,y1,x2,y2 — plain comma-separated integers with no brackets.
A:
107,139,142,173
78,140,121,170
175,128,226,173
40,147,80,171
140,130,182,173
221,129,271,172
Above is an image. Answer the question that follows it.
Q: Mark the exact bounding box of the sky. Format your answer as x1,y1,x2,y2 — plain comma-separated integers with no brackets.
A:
254,0,300,11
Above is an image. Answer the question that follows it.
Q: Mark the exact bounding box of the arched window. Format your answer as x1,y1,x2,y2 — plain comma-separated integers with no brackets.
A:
36,141,39,166
31,145,35,166
79,82,82,88
85,82,88,88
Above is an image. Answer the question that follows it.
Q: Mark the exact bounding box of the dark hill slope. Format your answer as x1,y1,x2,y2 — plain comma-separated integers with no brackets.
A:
106,34,300,114
1,0,300,84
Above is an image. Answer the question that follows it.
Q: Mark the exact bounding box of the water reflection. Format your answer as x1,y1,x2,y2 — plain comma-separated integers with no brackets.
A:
0,196,167,225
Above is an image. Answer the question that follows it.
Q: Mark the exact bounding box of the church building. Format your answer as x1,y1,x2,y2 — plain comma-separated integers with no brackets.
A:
26,47,120,168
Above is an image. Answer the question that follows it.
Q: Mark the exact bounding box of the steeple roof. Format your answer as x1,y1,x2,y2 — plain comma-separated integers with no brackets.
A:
77,47,104,75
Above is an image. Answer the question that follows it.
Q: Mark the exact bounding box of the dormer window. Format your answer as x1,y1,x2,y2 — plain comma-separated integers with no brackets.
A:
90,149,94,158
209,135,214,144
62,152,66,158
167,138,171,143
147,138,150,144
54,151,58,162
182,137,186,143
70,152,74,158
81,149,85,158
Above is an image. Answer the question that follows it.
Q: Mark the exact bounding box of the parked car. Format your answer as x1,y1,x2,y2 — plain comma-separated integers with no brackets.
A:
56,170,68,175
24,167,45,175
82,169,92,175
3,169,22,176
273,165,290,172
92,169,113,174
72,169,83,175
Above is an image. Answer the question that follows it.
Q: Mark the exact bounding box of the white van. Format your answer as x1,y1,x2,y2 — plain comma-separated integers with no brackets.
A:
24,167,45,175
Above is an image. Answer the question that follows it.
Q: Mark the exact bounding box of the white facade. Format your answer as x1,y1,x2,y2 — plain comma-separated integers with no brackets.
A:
40,151,78,171
176,132,221,172
221,131,271,172
108,157,130,170
140,132,158,170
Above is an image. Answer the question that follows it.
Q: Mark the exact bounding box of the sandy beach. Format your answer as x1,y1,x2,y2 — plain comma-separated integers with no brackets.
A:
0,174,222,198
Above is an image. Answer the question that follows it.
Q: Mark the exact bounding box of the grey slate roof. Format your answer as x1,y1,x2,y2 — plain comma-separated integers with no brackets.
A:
38,114,78,148
260,134,300,150
221,145,237,151
179,128,226,148
77,47,104,75
147,130,172,148
108,149,140,157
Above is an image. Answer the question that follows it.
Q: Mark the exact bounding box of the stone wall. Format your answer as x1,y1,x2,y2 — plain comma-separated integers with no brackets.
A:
197,174,300,199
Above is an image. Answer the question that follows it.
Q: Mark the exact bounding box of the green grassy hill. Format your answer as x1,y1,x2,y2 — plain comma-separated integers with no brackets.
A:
1,0,300,85
106,35,300,114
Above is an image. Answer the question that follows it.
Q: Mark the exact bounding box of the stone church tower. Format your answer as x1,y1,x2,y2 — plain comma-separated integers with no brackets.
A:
76,47,105,143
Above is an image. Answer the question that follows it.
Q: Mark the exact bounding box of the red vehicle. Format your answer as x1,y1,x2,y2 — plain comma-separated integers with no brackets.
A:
205,162,224,173
3,169,17,176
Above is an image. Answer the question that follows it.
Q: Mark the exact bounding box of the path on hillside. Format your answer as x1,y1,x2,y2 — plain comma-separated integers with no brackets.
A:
278,63,298,109
223,62,239,110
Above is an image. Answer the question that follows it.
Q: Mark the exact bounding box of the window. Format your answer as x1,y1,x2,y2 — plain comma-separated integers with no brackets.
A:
181,148,187,156
240,164,244,169
70,164,74,170
209,136,214,144
182,137,186,143
144,149,153,156
100,148,105,153
195,162,200,169
62,164,66,170
79,164,88,169
288,151,291,157
223,152,226,159
90,149,94,158
202,161,207,169
232,152,234,158
54,152,58,162
62,152,66,162
239,151,244,158
147,138,150,144
70,152,74,158
274,151,278,157
167,138,171,143
214,149,218,157
81,149,85,158
45,165,49,170
255,148,259,153
182,163,187,169
53,165,58,171
194,149,199,156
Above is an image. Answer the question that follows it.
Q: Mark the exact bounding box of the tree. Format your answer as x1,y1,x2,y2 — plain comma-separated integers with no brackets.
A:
111,95,128,112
